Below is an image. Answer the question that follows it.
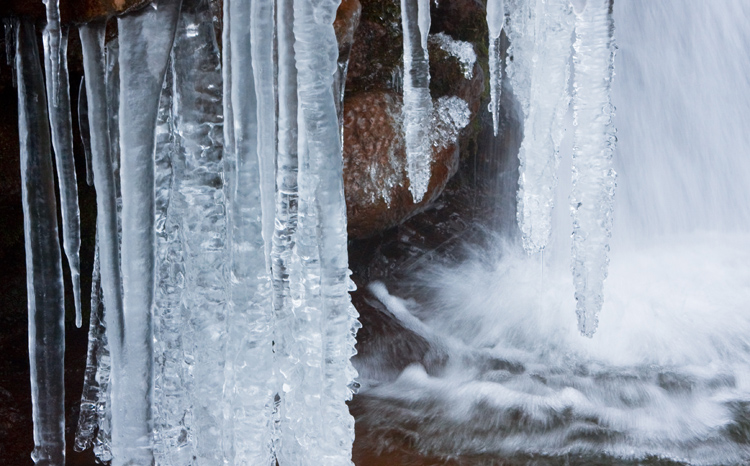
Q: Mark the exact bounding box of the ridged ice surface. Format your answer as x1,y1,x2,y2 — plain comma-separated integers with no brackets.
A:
516,0,575,254
293,0,361,463
400,0,433,202
169,1,228,462
16,18,67,466
570,0,617,337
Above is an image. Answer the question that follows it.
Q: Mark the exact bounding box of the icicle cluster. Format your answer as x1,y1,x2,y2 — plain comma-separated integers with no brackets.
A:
489,0,617,336
15,0,359,464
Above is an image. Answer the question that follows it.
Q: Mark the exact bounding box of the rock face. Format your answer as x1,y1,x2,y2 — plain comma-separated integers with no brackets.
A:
0,0,151,23
343,0,487,238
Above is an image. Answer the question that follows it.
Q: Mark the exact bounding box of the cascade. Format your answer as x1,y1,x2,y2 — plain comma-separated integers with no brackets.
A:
11,0,750,465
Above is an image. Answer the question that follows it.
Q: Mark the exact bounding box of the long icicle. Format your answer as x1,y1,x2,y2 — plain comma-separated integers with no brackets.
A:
486,0,504,136
79,19,125,464
226,0,276,462
516,0,575,253
170,0,228,462
43,24,83,327
570,0,617,337
273,0,302,460
115,1,182,463
293,0,361,463
16,18,66,466
400,0,433,202
251,0,277,268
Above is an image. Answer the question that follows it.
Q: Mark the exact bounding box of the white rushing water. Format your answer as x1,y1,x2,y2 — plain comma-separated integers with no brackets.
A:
352,0,750,464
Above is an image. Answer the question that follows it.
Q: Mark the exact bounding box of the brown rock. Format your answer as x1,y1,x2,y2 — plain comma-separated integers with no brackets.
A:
344,91,463,239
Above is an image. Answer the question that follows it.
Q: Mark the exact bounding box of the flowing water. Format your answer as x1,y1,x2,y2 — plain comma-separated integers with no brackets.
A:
354,1,750,464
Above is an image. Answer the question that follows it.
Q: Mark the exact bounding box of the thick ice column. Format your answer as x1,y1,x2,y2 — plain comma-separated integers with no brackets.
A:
293,0,361,463
486,0,504,136
505,0,536,119
169,0,228,463
400,0,433,202
224,0,276,463
516,0,575,253
272,0,301,461
570,0,617,337
42,25,83,328
16,18,66,466
151,65,195,466
115,1,182,463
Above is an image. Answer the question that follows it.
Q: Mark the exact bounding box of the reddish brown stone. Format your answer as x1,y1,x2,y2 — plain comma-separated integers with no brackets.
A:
343,91,461,239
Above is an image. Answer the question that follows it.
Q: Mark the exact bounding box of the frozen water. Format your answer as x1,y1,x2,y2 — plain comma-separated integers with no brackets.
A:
16,18,67,466
400,0,433,202
515,0,575,254
486,0,504,135
570,0,617,337
430,32,476,79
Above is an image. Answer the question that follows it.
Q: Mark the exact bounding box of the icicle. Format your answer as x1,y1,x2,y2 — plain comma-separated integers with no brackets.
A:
272,0,303,461
42,0,62,105
505,0,537,119
486,0,504,135
333,0,361,146
293,0,361,463
74,234,108,452
43,26,83,327
79,20,125,464
16,18,66,466
251,0,277,268
570,0,617,337
78,77,94,186
225,0,276,463
151,61,195,466
516,0,575,253
4,18,15,68
400,0,433,202
114,1,182,463
167,1,228,463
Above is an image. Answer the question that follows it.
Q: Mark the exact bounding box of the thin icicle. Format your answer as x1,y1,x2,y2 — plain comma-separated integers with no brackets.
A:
225,0,276,463
333,0,361,145
4,18,15,67
570,0,617,337
251,0,277,268
78,77,94,186
79,20,124,464
43,26,83,327
273,0,301,460
400,0,433,202
169,1,228,463
505,0,537,119
486,0,504,135
16,18,66,466
516,0,575,253
115,1,182,462
293,0,361,463
74,234,107,452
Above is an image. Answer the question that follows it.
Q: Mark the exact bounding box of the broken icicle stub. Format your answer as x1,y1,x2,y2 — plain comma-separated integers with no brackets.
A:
570,0,617,337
